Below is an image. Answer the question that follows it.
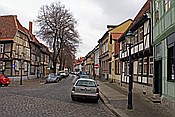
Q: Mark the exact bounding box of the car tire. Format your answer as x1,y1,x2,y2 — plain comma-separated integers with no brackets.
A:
0,82,3,87
71,96,76,101
94,99,98,103
5,84,8,86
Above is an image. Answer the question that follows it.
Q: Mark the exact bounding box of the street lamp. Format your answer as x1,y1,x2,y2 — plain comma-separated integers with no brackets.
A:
20,55,24,85
125,30,134,109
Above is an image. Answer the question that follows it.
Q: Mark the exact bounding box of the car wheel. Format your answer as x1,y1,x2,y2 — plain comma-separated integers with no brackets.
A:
94,99,98,103
71,96,76,101
0,82,3,87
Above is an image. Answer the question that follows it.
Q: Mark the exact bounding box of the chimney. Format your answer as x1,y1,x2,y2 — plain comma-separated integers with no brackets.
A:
29,21,32,33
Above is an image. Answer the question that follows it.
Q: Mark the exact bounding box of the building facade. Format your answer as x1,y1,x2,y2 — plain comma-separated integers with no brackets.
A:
152,0,175,109
108,19,132,82
94,45,99,78
0,15,52,81
0,15,30,81
119,1,154,96
98,26,115,80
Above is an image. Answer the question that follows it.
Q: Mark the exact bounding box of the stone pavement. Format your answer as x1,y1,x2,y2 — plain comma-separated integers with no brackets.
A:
9,77,46,87
97,79,174,117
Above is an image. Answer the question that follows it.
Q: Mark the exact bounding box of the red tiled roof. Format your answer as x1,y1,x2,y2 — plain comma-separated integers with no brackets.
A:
133,1,150,23
74,57,84,65
0,15,17,40
0,15,28,40
0,15,41,47
23,27,41,46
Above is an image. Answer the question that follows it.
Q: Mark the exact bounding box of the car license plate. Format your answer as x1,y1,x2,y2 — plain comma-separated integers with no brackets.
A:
80,88,90,93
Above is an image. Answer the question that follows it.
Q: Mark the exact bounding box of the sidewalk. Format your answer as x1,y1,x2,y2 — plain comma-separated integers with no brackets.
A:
98,79,174,117
9,78,46,87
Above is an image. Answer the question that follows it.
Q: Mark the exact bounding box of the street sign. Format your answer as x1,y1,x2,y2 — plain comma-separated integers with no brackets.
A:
12,64,15,68
94,64,99,69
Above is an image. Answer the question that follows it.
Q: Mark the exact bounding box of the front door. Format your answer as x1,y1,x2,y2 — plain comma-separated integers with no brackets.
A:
154,60,162,95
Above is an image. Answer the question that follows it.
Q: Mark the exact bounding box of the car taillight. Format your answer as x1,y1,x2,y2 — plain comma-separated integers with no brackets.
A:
72,87,75,91
96,88,99,93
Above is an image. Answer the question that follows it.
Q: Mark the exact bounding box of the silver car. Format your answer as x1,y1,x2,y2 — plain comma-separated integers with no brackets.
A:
46,73,60,83
71,78,99,102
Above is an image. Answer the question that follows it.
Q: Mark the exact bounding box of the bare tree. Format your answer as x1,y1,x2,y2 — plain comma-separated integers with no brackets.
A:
35,2,80,72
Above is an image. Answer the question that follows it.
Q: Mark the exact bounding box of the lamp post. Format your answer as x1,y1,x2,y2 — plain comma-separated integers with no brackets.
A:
20,55,24,85
125,30,134,109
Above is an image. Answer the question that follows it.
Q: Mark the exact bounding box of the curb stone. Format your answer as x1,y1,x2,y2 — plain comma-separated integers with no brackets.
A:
99,91,129,117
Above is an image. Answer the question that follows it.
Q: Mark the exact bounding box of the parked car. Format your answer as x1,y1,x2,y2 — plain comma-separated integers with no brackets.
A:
0,74,11,86
59,71,68,78
45,73,61,83
71,78,99,102
79,74,89,79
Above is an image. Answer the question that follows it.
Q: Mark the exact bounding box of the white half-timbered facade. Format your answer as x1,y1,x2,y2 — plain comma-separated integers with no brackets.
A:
119,1,154,95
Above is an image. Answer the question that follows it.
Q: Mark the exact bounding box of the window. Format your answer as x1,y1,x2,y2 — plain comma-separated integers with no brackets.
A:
167,45,174,81
122,40,126,51
115,60,120,75
138,59,142,74
15,61,19,71
154,0,159,23
109,62,111,74
135,30,138,43
139,26,144,41
124,62,127,75
5,43,11,52
0,44,4,53
143,58,147,74
164,0,171,13
24,62,28,72
0,61,5,71
105,41,108,52
149,57,153,75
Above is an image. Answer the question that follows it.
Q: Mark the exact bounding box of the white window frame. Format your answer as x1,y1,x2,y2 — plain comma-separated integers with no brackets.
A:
164,0,171,13
24,62,27,71
149,57,153,75
15,61,19,71
0,44,4,53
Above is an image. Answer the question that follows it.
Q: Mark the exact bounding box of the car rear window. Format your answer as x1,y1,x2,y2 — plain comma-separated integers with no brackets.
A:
80,75,89,79
76,80,96,87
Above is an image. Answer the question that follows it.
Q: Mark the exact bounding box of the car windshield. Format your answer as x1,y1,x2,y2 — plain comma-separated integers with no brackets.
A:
76,80,96,87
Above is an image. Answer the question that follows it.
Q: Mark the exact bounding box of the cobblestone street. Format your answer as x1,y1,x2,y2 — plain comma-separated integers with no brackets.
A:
0,75,116,117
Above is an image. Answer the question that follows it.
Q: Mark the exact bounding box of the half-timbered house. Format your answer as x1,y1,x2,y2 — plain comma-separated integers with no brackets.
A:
27,22,41,79
108,19,132,82
40,43,50,78
0,15,30,81
118,1,154,96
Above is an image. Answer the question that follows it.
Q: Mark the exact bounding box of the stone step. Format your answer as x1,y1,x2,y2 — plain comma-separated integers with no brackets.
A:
147,94,161,103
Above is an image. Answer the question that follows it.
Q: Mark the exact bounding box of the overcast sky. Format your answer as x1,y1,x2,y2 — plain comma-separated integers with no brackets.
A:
0,0,147,58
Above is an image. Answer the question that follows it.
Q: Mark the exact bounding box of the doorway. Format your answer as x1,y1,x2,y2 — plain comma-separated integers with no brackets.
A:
154,59,162,95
